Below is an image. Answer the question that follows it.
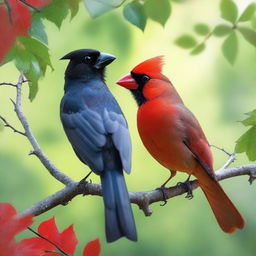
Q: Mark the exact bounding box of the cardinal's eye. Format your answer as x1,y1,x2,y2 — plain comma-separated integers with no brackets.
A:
142,75,150,83
84,56,92,63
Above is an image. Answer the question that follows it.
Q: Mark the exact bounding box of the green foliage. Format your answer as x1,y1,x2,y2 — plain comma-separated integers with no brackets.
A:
175,35,197,48
123,1,147,31
212,24,232,37
84,0,124,18
238,27,256,47
28,15,48,44
190,43,205,55
235,110,256,161
220,0,238,24
194,23,210,36
221,31,238,65
238,3,256,22
175,1,256,65
4,36,53,100
38,0,70,28
144,0,171,27
68,0,81,19
251,15,256,29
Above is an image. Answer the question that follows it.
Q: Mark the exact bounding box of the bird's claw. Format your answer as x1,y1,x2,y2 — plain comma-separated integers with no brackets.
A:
177,180,194,200
79,171,93,186
156,186,168,206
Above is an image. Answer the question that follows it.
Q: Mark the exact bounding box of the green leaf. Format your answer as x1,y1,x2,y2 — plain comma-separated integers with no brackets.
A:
28,15,48,44
175,35,197,49
84,0,124,18
235,126,256,161
18,36,53,73
241,110,256,126
3,36,53,100
222,31,238,65
144,0,171,27
238,26,256,47
190,43,205,55
238,3,256,22
68,0,81,19
220,0,238,23
194,23,210,36
212,24,232,37
251,15,256,30
123,1,147,31
39,0,69,28
25,58,41,100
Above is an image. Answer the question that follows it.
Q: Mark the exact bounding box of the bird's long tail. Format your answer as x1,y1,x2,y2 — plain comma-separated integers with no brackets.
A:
195,167,245,233
100,169,137,242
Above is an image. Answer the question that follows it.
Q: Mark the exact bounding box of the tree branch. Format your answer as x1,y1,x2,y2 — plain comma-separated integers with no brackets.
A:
1,74,255,219
1,74,73,186
18,163,256,218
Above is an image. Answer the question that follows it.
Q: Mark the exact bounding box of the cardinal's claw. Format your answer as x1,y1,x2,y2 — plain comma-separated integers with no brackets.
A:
156,186,168,206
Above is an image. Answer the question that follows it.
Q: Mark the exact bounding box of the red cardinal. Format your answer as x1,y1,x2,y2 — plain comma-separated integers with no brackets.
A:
116,56,245,233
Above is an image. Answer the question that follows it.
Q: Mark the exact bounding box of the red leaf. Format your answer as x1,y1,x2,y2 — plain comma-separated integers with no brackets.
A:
0,203,33,241
0,203,33,256
83,239,101,256
0,0,32,62
20,217,78,256
26,0,52,8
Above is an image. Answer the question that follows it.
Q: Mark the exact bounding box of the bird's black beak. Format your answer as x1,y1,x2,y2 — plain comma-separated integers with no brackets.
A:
94,53,116,69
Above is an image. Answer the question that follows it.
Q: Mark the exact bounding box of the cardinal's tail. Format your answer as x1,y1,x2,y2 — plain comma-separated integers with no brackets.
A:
100,169,137,242
196,167,245,233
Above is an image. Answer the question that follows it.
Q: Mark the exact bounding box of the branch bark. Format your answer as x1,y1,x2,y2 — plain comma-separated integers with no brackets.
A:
1,73,255,219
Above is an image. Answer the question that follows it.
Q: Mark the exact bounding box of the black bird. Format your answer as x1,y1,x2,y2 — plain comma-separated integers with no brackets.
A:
60,49,137,242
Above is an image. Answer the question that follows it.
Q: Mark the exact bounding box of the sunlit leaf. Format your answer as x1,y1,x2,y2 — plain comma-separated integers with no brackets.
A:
251,15,256,30
222,31,238,65
220,0,238,23
238,3,256,22
39,0,69,28
194,23,210,36
175,35,197,48
235,126,256,161
68,0,81,19
84,0,123,18
123,1,147,31
241,110,256,126
144,0,171,26
28,15,48,44
238,27,256,47
190,43,205,55
212,24,232,37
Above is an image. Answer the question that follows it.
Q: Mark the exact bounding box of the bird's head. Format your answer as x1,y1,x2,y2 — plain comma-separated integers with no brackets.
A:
61,49,116,80
116,56,170,105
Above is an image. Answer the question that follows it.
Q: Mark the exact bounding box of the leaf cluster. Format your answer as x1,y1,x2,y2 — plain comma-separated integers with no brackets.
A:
175,0,256,64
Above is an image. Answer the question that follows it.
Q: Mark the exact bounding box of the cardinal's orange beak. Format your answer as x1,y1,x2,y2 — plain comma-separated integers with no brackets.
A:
116,73,138,90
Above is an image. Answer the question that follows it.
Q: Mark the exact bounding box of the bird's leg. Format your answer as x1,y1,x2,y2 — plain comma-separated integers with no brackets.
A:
156,170,177,206
177,174,193,200
79,171,93,186
161,170,177,187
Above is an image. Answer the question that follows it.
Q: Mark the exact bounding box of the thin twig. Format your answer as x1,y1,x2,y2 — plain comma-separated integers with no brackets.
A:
18,0,40,11
0,82,16,87
0,115,25,135
27,227,70,256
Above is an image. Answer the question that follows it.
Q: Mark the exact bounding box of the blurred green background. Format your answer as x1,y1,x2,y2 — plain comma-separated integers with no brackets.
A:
1,0,256,255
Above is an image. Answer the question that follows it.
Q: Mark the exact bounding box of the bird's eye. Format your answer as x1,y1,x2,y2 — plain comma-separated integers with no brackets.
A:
84,56,92,63
142,75,150,83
